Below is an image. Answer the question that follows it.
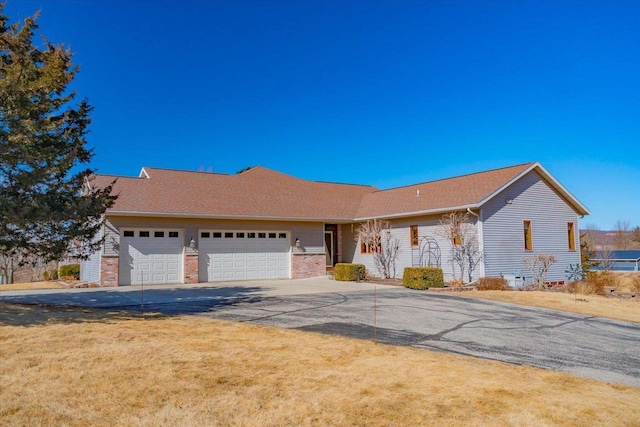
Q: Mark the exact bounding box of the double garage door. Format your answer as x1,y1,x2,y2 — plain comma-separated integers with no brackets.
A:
120,229,290,285
199,231,290,282
120,229,183,285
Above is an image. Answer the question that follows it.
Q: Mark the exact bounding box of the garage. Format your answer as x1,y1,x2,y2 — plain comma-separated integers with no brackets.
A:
119,229,183,285
198,231,290,282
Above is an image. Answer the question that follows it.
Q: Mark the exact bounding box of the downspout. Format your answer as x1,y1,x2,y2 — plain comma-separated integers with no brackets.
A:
466,208,485,279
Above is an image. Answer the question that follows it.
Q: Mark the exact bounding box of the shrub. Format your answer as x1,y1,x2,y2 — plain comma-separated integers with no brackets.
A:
59,264,80,280
568,281,603,296
403,267,444,290
42,268,59,281
631,277,640,294
476,277,509,291
333,263,366,282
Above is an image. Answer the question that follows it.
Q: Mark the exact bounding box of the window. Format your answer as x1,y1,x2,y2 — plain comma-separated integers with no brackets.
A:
212,232,222,238
360,241,381,254
278,233,287,239
247,232,256,238
567,222,575,251
236,232,245,238
169,231,179,238
258,233,266,238
268,233,276,239
523,220,532,250
224,232,234,238
410,225,419,247
201,232,210,238
154,231,164,238
139,231,150,237
123,230,134,237
453,235,461,246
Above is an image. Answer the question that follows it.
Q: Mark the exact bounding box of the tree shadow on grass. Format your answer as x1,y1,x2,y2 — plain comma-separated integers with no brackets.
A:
0,286,266,327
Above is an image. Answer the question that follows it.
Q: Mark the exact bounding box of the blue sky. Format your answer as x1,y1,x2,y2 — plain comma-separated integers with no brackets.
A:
5,0,639,230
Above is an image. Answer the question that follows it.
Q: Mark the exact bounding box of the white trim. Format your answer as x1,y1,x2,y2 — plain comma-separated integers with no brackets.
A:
139,167,150,179
353,204,479,221
477,209,486,278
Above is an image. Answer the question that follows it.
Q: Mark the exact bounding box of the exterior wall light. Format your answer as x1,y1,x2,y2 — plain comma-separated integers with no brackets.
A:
295,238,301,248
189,237,196,249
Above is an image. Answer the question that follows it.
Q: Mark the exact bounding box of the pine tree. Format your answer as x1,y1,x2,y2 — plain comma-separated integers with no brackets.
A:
0,6,116,281
580,233,600,277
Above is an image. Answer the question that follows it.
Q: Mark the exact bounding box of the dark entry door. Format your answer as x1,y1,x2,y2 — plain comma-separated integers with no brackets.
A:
324,224,338,266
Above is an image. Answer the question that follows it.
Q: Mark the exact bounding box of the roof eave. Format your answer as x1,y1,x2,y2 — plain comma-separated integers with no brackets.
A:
105,210,357,223
353,204,479,221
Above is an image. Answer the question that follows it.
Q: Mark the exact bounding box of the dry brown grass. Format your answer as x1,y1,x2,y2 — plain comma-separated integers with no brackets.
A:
1,303,639,426
459,291,640,323
613,271,640,292
0,281,66,291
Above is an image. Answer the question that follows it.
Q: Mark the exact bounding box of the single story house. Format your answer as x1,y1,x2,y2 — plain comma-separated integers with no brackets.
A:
81,162,589,286
592,250,640,272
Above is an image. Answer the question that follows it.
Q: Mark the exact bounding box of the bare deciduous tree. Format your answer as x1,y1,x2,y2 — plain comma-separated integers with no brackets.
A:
523,254,557,290
438,212,482,284
613,220,632,250
355,219,401,279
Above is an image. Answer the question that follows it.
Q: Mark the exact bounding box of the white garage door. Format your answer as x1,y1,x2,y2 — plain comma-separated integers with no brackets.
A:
120,230,183,285
199,231,290,282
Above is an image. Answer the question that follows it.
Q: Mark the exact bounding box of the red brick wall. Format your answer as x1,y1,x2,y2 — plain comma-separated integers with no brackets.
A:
184,254,199,284
291,253,326,279
100,256,119,287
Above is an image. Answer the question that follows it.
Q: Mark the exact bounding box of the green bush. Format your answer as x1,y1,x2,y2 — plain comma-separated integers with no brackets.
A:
42,268,59,281
334,263,366,282
476,277,509,291
59,264,80,280
403,267,444,290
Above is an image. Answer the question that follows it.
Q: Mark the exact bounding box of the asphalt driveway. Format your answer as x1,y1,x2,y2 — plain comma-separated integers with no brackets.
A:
1,277,639,387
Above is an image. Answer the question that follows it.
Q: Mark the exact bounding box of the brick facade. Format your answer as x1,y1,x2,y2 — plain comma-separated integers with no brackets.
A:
100,256,119,287
184,254,199,284
291,253,326,279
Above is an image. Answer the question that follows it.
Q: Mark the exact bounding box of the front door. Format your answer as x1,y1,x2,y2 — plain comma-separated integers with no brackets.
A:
324,224,338,266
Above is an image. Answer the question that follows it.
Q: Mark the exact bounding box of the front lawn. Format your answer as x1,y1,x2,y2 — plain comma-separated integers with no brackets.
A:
1,303,638,426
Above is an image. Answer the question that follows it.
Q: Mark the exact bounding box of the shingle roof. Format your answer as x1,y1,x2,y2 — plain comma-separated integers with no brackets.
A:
594,250,640,261
354,163,535,219
90,161,588,221
92,166,376,221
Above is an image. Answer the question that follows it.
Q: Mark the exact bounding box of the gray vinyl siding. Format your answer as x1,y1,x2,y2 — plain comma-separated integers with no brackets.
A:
80,229,102,284
103,216,325,257
343,215,480,282
482,170,581,282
